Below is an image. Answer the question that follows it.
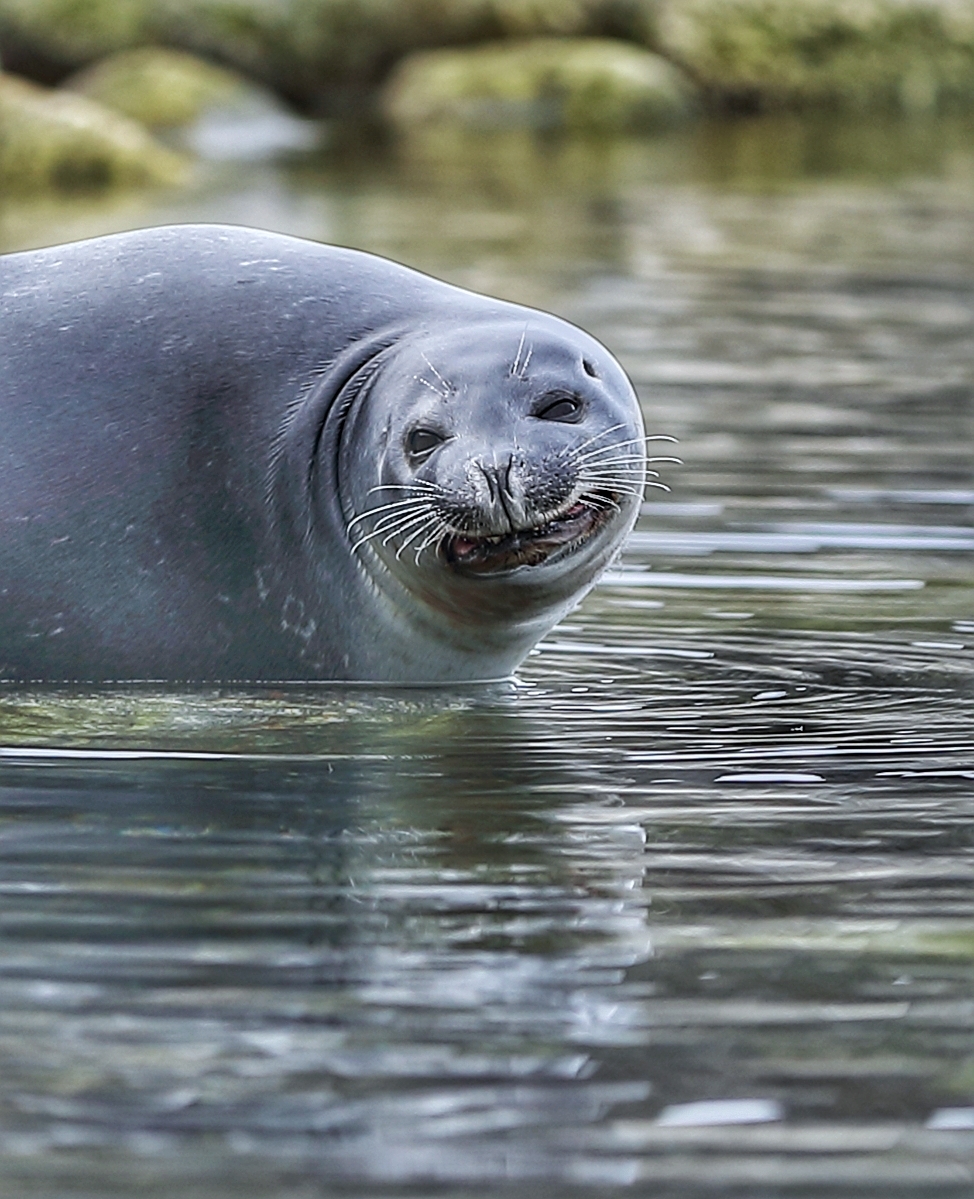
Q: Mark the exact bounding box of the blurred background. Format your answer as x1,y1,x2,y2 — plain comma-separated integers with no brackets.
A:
4,0,974,270
2,3,973,1197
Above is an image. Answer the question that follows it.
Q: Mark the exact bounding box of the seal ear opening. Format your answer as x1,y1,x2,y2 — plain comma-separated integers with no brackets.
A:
582,358,599,379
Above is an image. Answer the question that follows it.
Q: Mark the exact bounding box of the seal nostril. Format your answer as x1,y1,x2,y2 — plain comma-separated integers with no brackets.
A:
501,455,515,499
582,358,598,379
476,461,497,502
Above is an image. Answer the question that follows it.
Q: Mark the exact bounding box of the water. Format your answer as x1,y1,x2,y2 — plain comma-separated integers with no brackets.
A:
0,113,972,1196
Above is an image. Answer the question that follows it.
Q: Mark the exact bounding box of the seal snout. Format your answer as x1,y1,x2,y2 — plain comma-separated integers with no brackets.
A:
437,447,616,575
465,453,534,535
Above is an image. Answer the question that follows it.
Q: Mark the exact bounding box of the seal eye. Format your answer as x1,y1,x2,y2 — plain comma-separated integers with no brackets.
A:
406,428,444,457
536,393,582,423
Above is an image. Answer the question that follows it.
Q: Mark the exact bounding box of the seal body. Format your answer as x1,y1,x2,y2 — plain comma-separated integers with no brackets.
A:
0,225,646,682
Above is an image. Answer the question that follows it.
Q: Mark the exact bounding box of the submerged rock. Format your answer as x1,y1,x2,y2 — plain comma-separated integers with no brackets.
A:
0,71,187,191
381,36,696,131
654,0,974,112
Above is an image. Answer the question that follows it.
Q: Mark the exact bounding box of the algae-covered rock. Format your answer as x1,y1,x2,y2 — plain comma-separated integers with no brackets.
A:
381,36,695,131
62,45,245,128
62,47,321,158
161,1,603,111
0,0,652,111
0,0,156,73
0,71,187,190
655,0,974,112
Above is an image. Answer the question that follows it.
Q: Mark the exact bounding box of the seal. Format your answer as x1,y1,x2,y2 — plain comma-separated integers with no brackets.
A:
0,224,660,683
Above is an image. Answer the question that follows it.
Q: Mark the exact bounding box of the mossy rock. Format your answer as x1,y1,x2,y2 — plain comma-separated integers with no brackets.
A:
163,1,652,111
60,47,322,159
0,1,654,111
381,36,696,131
0,71,188,191
0,0,157,71
655,0,974,112
61,46,246,128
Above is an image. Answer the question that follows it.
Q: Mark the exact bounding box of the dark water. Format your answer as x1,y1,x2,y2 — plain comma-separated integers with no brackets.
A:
1,114,972,1196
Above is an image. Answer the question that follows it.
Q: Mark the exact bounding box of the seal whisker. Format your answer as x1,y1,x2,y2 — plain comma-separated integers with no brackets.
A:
392,511,444,559
574,437,656,462
577,467,651,483
370,505,438,538
578,465,652,484
571,422,628,455
412,518,451,564
347,496,436,523
383,508,442,549
582,450,681,465
581,493,622,514
581,475,657,488
358,493,439,510
350,512,433,556
510,328,527,377
366,481,442,495
420,352,454,395
571,448,645,466
349,504,438,553
580,473,643,488
578,469,650,486
578,482,646,500
345,497,437,534
349,517,430,555
416,376,448,398
578,461,650,476
572,433,679,463
578,456,654,470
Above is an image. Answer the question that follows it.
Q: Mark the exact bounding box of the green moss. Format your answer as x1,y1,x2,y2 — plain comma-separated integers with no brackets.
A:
655,0,974,111
0,0,157,64
19,0,971,116
382,36,696,131
0,1,654,110
159,1,612,106
62,47,247,127
0,72,188,192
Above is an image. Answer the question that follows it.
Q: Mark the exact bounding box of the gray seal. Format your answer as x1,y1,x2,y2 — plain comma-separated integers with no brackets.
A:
0,224,652,683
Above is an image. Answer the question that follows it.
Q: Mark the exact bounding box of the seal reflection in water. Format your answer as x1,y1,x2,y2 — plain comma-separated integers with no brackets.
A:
1,225,666,683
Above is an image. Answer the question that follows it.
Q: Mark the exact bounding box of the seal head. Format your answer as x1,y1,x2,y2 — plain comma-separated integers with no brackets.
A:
309,316,648,677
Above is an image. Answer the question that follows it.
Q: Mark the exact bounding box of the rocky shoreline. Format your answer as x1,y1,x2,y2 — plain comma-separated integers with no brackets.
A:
2,0,973,193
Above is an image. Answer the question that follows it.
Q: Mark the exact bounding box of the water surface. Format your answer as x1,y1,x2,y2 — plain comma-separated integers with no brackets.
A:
1,113,972,1196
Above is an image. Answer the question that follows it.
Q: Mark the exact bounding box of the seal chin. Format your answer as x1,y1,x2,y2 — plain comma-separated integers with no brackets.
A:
441,496,614,577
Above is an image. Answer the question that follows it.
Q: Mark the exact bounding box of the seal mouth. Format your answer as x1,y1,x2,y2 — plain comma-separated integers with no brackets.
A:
442,498,612,576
